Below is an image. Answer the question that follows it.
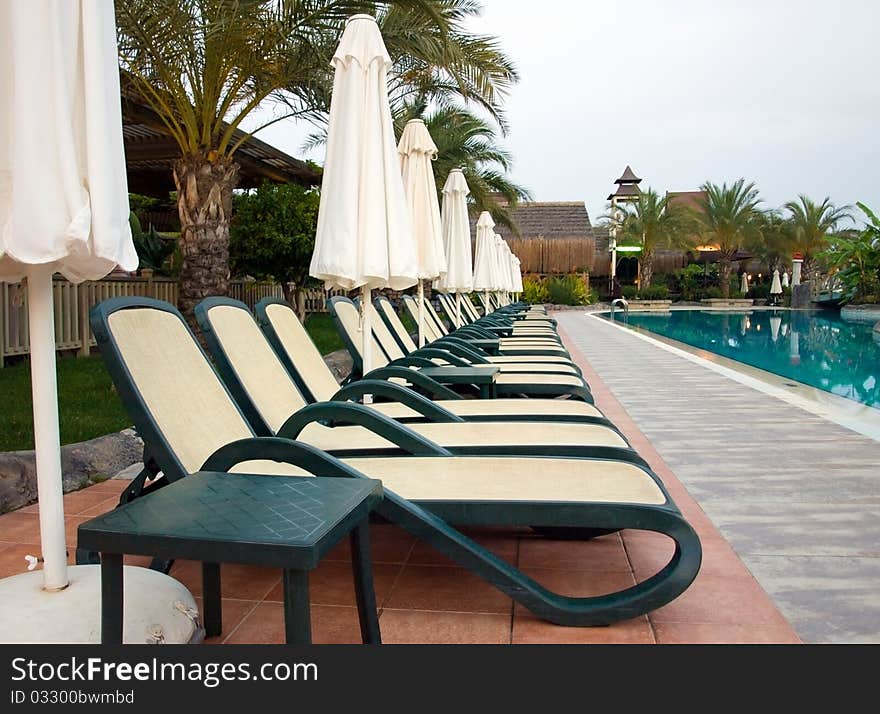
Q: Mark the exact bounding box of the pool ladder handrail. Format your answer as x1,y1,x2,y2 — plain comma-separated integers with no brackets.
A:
611,298,629,324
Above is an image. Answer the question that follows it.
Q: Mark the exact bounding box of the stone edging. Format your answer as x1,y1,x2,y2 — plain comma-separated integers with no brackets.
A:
841,304,880,324
0,430,143,515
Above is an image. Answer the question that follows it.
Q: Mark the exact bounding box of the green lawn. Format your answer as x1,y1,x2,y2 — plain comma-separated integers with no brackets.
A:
0,312,346,452
0,356,131,452
302,312,345,356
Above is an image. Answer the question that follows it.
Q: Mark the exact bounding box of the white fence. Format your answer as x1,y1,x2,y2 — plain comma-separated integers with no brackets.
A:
0,276,339,366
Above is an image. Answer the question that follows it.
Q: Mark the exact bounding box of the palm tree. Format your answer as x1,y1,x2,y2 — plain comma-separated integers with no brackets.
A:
116,0,514,322
753,210,795,273
693,179,764,297
393,102,530,229
614,189,692,288
784,195,852,280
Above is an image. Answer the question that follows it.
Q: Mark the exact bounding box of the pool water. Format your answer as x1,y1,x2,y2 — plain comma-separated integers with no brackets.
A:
604,309,880,410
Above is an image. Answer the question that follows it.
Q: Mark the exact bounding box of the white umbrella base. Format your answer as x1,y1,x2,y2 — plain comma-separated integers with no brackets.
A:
0,565,203,644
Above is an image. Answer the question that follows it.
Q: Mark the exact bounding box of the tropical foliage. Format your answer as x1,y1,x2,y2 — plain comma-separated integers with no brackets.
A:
613,188,693,288
692,179,764,297
819,203,880,304
522,274,591,306
230,182,321,317
783,195,852,279
407,103,530,229
116,0,519,323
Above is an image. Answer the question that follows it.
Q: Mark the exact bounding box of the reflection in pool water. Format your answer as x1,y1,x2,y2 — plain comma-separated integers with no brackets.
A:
604,309,880,410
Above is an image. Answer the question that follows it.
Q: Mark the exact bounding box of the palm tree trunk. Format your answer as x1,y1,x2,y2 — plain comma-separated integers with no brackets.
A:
640,251,654,289
719,258,732,298
174,154,239,324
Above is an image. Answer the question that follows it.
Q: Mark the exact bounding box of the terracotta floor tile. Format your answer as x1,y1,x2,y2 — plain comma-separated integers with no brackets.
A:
514,568,637,616
85,479,132,494
0,512,41,544
380,609,510,644
654,622,801,644
385,564,513,614
263,561,403,608
192,597,260,644
626,533,745,579
170,560,281,601
408,529,519,567
224,602,365,644
518,533,631,572
650,572,791,626
78,496,123,518
513,614,655,644
324,524,415,564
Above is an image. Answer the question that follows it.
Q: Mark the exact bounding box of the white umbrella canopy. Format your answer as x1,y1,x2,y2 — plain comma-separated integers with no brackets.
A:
494,234,509,305
398,118,445,346
309,14,417,376
740,272,750,294
782,271,790,288
771,269,783,295
435,168,472,327
0,0,196,644
770,315,782,342
509,252,523,296
472,211,497,313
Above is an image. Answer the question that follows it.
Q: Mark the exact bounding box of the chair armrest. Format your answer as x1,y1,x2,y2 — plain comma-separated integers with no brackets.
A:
277,402,451,456
409,347,472,367
202,437,372,478
331,380,464,423
362,366,463,401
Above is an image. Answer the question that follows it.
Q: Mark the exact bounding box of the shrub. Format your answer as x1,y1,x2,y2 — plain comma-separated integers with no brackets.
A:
522,276,549,304
621,285,638,300
748,283,771,300
702,287,724,299
638,285,669,300
545,274,591,305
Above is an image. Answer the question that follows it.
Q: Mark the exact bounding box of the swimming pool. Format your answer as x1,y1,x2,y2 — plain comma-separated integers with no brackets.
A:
604,309,880,410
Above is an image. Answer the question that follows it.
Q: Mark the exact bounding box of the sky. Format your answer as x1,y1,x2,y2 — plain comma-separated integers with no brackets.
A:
247,0,880,225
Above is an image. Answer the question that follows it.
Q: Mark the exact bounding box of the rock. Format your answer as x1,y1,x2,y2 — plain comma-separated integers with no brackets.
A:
324,349,353,383
0,430,143,515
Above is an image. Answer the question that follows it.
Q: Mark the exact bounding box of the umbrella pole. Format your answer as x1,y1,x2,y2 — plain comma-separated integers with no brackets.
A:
483,291,489,315
27,266,68,591
418,281,425,347
456,293,462,328
360,286,373,404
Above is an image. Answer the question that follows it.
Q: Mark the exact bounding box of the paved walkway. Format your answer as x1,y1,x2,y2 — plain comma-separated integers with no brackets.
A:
558,312,880,644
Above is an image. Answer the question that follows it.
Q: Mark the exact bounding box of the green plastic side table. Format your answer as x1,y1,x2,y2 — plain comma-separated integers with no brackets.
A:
78,473,383,645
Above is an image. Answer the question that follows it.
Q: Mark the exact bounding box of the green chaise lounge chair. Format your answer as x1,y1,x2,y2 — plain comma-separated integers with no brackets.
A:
330,297,593,402
373,296,580,374
194,297,633,458
255,297,613,424
402,294,566,355
89,296,702,627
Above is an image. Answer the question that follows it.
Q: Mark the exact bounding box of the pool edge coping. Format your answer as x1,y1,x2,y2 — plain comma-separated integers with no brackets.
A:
584,312,880,444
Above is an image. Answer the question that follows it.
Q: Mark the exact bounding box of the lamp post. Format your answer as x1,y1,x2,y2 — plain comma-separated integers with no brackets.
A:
606,166,642,297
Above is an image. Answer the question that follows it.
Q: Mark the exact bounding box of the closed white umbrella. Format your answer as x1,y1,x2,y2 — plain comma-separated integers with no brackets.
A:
0,0,195,643
495,236,512,304
740,272,749,295
472,211,496,314
398,118,445,347
310,15,417,378
782,271,790,288
509,252,523,298
770,269,782,294
770,269,783,304
436,168,472,328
